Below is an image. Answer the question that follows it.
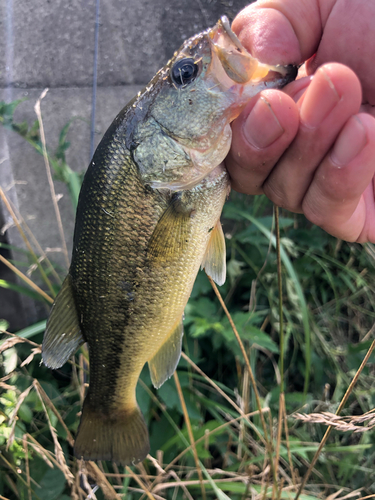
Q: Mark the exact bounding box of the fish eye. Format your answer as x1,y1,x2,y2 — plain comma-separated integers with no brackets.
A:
171,58,199,87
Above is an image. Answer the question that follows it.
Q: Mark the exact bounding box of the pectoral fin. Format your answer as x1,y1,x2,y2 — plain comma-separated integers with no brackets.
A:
42,274,84,369
148,194,192,264
148,320,184,389
201,220,226,286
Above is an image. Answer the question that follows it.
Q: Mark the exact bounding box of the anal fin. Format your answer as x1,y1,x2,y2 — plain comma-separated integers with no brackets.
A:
201,220,226,286
42,274,84,369
148,320,184,389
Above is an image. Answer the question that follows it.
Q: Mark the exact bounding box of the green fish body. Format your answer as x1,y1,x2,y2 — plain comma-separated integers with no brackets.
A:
42,16,296,465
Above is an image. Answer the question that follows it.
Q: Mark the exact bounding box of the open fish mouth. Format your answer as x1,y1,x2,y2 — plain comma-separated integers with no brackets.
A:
208,15,297,86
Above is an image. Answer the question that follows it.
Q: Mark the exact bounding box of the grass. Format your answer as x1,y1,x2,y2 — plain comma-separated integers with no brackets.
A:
1,96,375,499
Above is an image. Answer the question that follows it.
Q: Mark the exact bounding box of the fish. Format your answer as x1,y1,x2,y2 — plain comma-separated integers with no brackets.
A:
42,16,297,465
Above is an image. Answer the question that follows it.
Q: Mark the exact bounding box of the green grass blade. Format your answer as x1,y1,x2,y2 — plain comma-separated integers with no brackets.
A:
226,207,311,395
0,279,48,302
15,320,47,339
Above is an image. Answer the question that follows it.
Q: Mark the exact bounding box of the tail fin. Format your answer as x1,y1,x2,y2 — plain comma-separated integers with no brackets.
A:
74,396,150,465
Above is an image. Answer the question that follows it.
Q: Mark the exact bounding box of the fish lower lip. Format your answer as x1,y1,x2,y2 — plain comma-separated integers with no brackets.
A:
265,64,298,86
286,64,298,82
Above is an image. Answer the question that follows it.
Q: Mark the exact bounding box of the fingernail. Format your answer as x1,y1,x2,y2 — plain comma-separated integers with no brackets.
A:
300,67,340,128
244,96,284,149
331,116,367,166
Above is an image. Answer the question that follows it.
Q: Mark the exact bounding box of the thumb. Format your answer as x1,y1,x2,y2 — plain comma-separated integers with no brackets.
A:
232,0,334,65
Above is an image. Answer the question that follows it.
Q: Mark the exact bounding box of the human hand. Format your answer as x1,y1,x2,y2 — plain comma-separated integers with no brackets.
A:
226,0,375,242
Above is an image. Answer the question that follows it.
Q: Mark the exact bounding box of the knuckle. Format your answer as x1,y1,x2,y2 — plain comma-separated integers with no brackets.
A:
263,181,301,213
302,200,326,228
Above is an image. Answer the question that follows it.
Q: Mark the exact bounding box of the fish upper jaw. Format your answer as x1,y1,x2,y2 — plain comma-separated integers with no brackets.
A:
207,15,297,90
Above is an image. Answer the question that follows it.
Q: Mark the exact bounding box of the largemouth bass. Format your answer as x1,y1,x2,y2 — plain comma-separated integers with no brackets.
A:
42,16,296,465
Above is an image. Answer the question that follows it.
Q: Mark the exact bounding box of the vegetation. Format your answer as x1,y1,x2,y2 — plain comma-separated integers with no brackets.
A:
1,97,375,500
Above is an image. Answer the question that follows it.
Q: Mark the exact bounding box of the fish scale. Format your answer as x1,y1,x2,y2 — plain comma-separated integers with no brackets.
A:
42,15,297,465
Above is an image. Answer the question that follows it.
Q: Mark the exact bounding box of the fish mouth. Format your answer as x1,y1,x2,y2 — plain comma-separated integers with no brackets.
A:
208,15,297,87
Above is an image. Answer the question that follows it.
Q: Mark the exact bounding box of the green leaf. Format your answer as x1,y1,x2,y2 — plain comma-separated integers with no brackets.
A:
220,311,278,353
190,269,215,299
18,403,33,423
227,258,245,283
2,347,18,373
36,468,66,500
55,120,74,161
242,326,279,353
150,412,179,455
188,317,224,338
39,381,63,402
0,99,26,126
0,319,10,332
181,387,202,421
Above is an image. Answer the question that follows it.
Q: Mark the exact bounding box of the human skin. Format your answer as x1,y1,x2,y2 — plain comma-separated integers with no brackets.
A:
226,0,375,242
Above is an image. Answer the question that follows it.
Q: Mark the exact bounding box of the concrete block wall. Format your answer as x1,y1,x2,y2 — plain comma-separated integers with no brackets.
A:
0,0,250,330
